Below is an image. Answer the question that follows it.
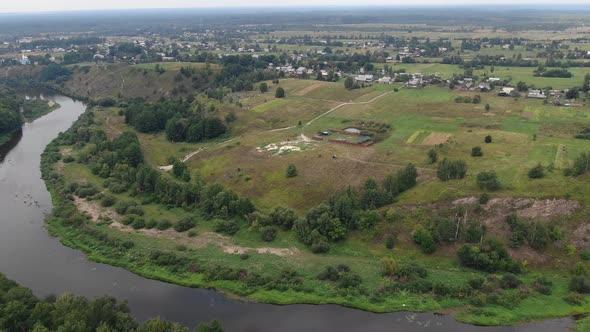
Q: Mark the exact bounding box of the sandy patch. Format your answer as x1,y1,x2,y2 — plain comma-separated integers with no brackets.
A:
257,138,314,155
421,132,452,145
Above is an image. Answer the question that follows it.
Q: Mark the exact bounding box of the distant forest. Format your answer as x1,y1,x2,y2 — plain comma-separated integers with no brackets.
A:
1,6,590,36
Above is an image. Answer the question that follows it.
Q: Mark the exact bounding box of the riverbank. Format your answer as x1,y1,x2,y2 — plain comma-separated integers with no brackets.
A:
38,110,589,329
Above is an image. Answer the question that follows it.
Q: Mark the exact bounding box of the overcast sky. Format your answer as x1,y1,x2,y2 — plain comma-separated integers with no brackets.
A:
0,0,588,13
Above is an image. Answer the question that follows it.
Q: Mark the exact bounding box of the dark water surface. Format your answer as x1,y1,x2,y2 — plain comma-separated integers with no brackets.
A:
0,95,573,331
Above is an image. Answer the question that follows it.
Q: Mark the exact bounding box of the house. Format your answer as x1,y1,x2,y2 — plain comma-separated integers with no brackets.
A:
296,67,308,75
406,78,422,88
479,83,491,91
320,130,332,136
499,87,515,96
20,55,30,65
378,76,393,84
355,75,374,83
93,53,105,60
488,77,501,83
527,89,546,99
344,128,362,135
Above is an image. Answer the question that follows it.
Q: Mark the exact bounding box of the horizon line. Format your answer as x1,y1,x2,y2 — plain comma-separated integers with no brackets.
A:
1,3,590,15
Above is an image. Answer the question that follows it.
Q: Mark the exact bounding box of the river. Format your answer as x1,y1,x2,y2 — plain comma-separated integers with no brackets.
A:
0,94,574,331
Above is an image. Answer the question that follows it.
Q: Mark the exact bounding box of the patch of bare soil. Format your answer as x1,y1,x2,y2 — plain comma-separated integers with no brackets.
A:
452,197,581,263
421,132,452,145
73,196,298,256
453,197,580,226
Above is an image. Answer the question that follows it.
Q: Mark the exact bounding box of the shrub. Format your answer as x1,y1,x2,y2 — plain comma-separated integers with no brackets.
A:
564,292,585,305
100,195,117,207
471,146,483,157
311,240,330,253
275,87,285,98
479,193,490,204
437,159,467,181
286,164,297,178
484,135,493,143
468,278,485,290
581,249,590,261
457,239,516,272
528,163,545,179
500,273,522,289
214,220,240,235
570,275,590,293
427,149,438,164
156,220,172,230
115,200,142,215
381,256,397,276
145,219,157,229
413,224,436,254
261,226,277,242
385,236,395,249
477,171,500,191
174,216,197,232
187,230,197,237
131,218,146,229
533,276,553,295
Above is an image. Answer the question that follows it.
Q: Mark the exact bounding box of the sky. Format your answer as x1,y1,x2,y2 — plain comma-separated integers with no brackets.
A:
0,0,588,13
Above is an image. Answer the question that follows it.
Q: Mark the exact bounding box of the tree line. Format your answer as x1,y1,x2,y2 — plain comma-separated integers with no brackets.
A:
0,272,222,332
123,98,228,143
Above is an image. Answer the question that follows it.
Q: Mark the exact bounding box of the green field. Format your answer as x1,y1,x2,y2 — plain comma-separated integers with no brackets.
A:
43,71,590,327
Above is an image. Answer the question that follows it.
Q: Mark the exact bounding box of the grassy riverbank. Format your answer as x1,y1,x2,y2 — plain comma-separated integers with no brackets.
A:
38,78,590,327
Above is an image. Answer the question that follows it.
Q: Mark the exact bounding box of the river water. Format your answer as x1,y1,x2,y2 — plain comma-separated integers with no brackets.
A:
0,95,574,331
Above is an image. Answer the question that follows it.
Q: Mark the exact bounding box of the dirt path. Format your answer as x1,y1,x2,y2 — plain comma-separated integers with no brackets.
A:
304,90,395,127
158,137,240,170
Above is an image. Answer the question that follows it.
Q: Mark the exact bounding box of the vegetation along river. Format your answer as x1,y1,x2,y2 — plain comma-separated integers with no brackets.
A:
0,94,574,331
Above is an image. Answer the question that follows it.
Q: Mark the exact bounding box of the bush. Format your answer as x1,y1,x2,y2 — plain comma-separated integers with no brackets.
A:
477,171,500,191
174,216,197,232
131,218,146,229
500,273,522,289
564,292,585,305
385,236,395,249
145,219,157,229
311,240,330,253
468,278,485,290
528,163,545,179
533,276,553,295
427,149,437,164
581,249,590,261
413,224,436,254
100,195,117,207
187,230,197,237
286,164,297,178
437,159,467,181
215,220,240,235
381,256,397,276
115,200,143,215
479,193,490,204
261,226,277,242
471,146,483,157
570,275,590,293
484,135,493,143
275,87,285,98
156,220,172,230
457,240,516,272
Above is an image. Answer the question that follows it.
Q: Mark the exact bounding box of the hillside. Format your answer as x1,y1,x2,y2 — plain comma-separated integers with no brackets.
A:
61,62,219,100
